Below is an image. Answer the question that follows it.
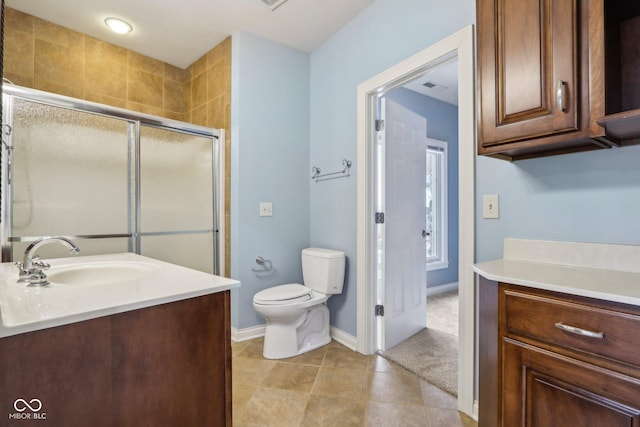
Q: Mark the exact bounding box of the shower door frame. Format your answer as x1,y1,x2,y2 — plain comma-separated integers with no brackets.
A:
1,85,225,275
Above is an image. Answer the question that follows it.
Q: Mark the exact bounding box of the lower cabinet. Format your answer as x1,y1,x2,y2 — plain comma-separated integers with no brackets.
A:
503,339,640,426
0,291,232,427
479,279,640,426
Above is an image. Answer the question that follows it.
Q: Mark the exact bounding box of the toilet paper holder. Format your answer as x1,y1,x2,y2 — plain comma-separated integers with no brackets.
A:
252,256,273,272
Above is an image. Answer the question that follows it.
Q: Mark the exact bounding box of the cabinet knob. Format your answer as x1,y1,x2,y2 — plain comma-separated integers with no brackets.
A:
556,80,568,113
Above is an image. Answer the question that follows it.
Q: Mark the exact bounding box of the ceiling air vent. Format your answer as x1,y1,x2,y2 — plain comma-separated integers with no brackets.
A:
422,81,448,92
260,0,290,11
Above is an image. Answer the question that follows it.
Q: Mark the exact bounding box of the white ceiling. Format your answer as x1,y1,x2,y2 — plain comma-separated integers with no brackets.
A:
403,59,459,106
7,0,460,104
6,0,373,69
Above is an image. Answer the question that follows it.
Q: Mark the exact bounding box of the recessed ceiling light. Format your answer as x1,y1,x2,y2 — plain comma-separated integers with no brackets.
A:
105,17,133,35
260,0,290,11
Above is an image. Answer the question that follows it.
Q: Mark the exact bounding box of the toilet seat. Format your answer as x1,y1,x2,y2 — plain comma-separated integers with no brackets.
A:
253,284,312,305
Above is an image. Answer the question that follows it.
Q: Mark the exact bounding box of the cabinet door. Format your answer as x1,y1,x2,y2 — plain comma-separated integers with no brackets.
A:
502,338,640,427
112,292,231,427
478,0,580,149
0,317,113,427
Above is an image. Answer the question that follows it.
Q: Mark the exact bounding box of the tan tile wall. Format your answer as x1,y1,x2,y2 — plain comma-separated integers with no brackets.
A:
3,7,232,276
185,37,232,276
4,8,190,121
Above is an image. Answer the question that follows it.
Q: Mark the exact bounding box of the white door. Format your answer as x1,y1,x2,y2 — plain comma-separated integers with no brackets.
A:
382,98,427,350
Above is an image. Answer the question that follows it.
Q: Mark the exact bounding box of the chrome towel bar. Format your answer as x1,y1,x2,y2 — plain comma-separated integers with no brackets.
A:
311,159,352,181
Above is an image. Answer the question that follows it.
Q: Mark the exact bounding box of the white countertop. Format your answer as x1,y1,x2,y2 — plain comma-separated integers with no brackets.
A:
473,258,640,306
0,253,240,338
474,238,640,306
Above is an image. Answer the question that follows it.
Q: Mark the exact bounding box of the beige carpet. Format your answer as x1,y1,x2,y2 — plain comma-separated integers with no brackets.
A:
382,290,458,396
427,290,459,337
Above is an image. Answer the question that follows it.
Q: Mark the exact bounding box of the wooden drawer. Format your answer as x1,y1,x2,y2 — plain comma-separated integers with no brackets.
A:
503,287,640,367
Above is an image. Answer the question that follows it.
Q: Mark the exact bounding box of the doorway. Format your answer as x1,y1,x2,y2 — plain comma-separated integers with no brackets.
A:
356,26,476,417
376,73,460,395
378,64,460,352
377,96,429,351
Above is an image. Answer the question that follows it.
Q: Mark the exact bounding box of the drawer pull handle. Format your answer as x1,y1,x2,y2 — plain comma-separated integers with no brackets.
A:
555,322,604,339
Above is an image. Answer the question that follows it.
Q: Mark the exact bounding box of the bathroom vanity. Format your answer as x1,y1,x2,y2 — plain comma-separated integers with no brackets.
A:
475,239,640,427
0,253,239,427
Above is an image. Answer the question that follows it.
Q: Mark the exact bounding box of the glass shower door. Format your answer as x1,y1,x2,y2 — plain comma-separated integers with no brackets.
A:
2,86,222,275
6,97,132,260
138,125,217,274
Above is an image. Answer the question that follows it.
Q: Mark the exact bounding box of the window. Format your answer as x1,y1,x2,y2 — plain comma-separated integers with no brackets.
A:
425,138,448,271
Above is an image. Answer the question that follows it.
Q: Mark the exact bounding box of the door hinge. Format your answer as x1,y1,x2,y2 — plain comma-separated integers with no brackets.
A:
375,212,384,224
375,119,384,131
375,304,384,316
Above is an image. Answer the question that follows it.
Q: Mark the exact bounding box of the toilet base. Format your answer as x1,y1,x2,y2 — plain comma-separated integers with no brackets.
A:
262,303,331,359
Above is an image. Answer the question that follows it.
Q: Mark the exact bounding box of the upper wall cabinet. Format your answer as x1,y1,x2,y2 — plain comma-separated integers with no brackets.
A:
478,0,640,160
597,3,640,142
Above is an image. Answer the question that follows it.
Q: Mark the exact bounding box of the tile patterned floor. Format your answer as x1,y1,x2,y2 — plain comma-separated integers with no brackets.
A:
232,338,478,427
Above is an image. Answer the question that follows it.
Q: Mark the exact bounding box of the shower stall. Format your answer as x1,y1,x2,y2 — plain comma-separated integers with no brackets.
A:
1,85,224,275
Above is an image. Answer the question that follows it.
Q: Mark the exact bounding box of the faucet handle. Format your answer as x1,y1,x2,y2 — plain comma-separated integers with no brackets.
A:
27,255,49,270
32,256,50,270
33,260,50,270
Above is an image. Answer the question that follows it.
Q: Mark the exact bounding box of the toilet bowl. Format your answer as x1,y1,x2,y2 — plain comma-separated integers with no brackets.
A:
253,248,345,359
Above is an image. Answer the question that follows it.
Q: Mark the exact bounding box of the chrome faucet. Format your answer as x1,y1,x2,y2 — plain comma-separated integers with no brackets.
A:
16,237,80,286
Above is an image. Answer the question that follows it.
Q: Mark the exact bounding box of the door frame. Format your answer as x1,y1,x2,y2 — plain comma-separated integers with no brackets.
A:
356,25,476,417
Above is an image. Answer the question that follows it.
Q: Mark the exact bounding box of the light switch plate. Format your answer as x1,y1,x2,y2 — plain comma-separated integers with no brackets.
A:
483,194,499,219
259,202,273,217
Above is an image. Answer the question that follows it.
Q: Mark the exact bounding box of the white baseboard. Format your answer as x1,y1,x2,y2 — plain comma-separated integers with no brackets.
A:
472,400,479,421
231,324,266,342
426,281,459,297
231,324,358,352
330,326,358,351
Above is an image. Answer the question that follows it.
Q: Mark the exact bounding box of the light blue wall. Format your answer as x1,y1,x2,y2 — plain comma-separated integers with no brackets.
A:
476,145,640,262
385,88,459,288
230,32,310,329
309,0,475,335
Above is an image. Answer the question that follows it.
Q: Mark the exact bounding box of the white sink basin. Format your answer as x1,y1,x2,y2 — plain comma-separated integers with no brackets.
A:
47,261,158,286
0,253,240,338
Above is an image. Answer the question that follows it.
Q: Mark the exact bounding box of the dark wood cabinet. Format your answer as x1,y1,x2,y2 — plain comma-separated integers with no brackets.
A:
477,0,640,159
503,339,640,426
479,280,640,426
478,0,608,160
0,291,232,427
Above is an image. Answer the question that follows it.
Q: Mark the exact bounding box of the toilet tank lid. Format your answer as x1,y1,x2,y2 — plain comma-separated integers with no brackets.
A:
302,248,345,259
253,284,311,304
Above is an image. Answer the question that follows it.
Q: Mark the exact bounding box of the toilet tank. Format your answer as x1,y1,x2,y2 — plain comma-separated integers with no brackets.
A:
301,248,345,295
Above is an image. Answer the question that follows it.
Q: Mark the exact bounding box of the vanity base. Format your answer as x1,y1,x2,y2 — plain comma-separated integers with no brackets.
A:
0,291,231,427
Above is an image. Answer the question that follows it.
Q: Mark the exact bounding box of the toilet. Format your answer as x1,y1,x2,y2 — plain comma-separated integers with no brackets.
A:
253,248,345,359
